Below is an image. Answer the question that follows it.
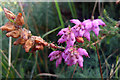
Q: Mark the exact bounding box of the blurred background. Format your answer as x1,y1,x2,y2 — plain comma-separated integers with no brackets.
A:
0,2,120,79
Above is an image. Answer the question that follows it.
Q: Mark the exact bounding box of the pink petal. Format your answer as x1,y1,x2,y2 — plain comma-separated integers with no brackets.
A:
82,19,92,29
70,19,81,25
95,19,106,26
77,48,90,58
83,31,90,41
77,55,84,68
92,27,100,36
78,29,85,37
57,28,68,36
48,51,59,57
56,56,62,68
58,34,67,44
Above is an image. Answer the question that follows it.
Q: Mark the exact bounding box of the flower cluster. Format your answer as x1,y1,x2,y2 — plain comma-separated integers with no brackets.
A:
49,19,106,68
70,19,106,41
0,8,62,52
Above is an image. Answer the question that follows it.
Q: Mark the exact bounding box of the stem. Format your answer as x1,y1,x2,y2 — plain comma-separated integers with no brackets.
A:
19,2,29,29
71,64,77,78
91,0,98,19
95,43,103,80
30,51,38,80
55,0,64,28
8,37,12,67
42,26,62,38
0,49,22,78
68,2,75,18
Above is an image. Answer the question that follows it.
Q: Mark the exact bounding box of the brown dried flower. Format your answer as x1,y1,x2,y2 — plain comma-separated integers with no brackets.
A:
21,28,31,40
50,43,58,49
6,29,20,38
15,13,24,26
35,44,44,50
24,38,34,52
13,37,26,45
35,36,48,46
0,22,16,32
3,8,16,20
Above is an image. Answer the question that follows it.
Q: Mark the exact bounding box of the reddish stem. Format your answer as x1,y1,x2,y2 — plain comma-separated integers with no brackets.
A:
71,64,77,78
95,43,103,80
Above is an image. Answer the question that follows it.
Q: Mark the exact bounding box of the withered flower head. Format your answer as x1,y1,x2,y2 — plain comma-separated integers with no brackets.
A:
50,43,58,49
21,28,31,40
24,37,35,52
0,22,16,32
35,44,44,50
6,29,20,38
35,36,48,46
15,13,24,26
13,37,26,45
3,8,16,20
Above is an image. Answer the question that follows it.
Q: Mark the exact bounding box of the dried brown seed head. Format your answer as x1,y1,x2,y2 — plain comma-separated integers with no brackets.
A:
24,38,34,52
50,43,58,49
35,44,44,50
0,22,16,32
3,8,16,20
21,28,31,40
6,29,20,38
35,36,48,46
13,38,26,45
15,13,24,26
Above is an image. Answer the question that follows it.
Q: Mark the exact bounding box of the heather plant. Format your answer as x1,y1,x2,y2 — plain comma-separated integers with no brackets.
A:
0,2,120,79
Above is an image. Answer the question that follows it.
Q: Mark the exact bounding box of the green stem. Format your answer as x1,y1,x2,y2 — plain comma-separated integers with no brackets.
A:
24,53,33,67
42,26,62,38
68,2,74,18
55,0,64,28
30,51,38,80
14,45,21,67
68,1,77,18
71,2,77,18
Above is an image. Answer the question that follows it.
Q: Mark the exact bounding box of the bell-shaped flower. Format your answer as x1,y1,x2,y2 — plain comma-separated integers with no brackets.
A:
58,27,75,47
70,19,82,25
62,47,89,68
48,51,62,68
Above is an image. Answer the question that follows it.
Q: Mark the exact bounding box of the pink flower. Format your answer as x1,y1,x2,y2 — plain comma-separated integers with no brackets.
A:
48,51,62,68
70,19,91,41
58,27,75,47
70,19,82,25
92,19,106,36
62,47,89,68
83,30,91,41
77,48,90,58
82,19,92,30
83,19,106,37
70,19,85,38
70,18,106,40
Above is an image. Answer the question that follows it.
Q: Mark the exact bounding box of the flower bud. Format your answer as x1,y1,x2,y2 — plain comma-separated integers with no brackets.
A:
76,37,84,43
